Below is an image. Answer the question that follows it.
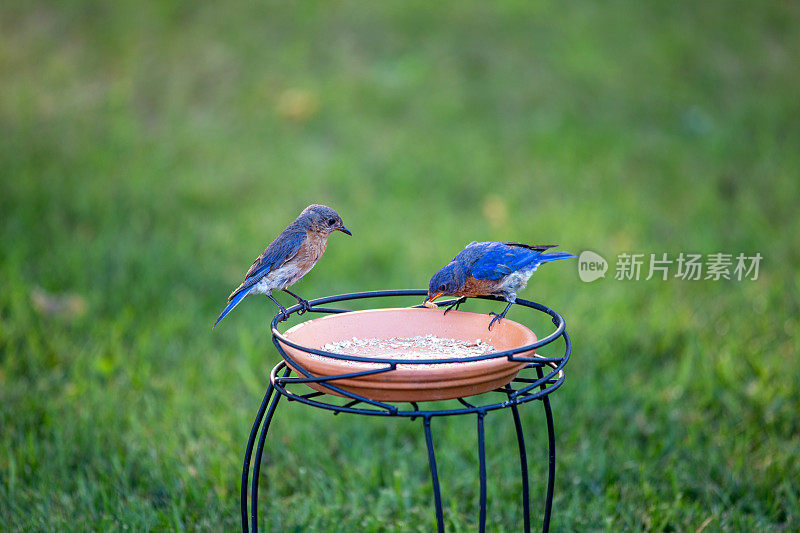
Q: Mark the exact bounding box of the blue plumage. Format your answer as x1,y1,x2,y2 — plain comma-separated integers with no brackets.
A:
214,205,350,328
213,289,249,328
469,242,553,280
232,231,307,298
425,241,575,329
532,251,576,264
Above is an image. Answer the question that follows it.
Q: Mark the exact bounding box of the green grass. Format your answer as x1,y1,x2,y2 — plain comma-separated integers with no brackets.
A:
2,0,799,530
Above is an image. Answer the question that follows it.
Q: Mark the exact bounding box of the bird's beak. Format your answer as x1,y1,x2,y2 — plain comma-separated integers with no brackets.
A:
423,292,443,309
338,226,352,236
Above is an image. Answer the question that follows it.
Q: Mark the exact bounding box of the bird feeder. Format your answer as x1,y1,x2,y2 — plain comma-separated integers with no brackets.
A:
240,289,571,533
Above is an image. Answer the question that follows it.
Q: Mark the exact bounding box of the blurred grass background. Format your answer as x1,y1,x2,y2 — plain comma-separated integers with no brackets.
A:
1,0,799,530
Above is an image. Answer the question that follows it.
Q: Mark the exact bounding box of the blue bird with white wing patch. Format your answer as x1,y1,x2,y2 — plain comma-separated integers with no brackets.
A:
214,204,351,327
424,241,575,329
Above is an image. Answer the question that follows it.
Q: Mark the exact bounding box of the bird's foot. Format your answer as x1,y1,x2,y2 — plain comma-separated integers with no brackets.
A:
282,289,312,315
487,312,504,330
443,297,466,315
296,298,312,315
268,293,290,321
487,302,513,330
276,304,290,321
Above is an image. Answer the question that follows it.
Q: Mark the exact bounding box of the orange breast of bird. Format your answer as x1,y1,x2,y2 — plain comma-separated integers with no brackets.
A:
460,276,499,297
293,231,328,273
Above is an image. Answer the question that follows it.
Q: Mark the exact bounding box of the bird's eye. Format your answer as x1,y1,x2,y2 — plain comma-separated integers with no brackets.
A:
327,218,336,226
438,284,446,293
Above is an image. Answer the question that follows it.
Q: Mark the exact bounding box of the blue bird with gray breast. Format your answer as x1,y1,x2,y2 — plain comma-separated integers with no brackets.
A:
423,241,575,329
214,204,351,327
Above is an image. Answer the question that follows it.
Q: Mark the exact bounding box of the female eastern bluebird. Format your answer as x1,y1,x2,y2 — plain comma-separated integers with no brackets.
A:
214,204,351,327
424,241,575,329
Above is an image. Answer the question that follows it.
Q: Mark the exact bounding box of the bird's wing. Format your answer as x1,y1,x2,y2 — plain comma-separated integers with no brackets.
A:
228,230,307,299
503,242,557,252
469,242,544,281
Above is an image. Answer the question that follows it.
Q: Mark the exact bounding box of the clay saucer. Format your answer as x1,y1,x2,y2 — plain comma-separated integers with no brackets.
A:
276,307,537,402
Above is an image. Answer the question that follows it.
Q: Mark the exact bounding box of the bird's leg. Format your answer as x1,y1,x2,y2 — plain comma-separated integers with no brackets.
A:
488,302,514,330
283,288,312,314
443,297,467,315
267,293,290,320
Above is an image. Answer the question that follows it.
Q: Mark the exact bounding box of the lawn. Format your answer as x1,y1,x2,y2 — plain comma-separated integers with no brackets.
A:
1,1,799,530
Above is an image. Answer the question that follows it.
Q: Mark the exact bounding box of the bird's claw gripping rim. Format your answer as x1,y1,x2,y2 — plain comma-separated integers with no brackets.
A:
275,303,291,322
442,297,466,315
295,299,313,316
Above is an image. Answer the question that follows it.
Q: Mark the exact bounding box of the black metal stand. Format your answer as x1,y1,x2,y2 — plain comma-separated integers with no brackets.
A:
239,290,571,533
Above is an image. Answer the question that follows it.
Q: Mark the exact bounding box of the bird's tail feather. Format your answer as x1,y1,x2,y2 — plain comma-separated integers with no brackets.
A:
535,251,577,264
213,289,249,328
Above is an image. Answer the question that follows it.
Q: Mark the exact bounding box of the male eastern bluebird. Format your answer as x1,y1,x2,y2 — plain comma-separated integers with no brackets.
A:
214,204,351,327
424,241,575,329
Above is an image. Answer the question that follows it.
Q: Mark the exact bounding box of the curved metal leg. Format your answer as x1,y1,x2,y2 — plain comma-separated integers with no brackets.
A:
537,367,556,533
423,416,445,533
541,395,555,533
510,402,531,533
477,413,487,533
247,368,291,533
241,383,275,533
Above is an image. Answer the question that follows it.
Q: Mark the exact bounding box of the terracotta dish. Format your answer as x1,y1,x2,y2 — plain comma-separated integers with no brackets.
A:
277,307,537,402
